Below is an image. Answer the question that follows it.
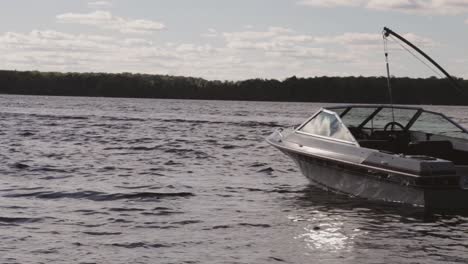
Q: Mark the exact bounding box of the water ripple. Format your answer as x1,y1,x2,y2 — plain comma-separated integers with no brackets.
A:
2,96,468,264
4,191,195,201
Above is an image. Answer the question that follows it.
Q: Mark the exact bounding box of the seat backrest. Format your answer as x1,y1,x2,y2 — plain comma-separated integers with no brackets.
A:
407,140,453,159
359,140,397,153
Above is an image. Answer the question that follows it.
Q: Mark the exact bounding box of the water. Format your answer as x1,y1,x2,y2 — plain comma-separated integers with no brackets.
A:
1,95,468,264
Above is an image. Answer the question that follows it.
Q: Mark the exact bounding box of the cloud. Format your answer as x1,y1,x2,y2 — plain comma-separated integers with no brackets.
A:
87,1,112,9
314,32,380,45
221,27,433,57
0,30,222,78
219,28,439,78
297,0,364,8
56,11,165,34
223,27,313,51
0,30,115,53
315,32,435,47
0,28,443,80
201,28,218,38
298,0,468,15
228,27,294,39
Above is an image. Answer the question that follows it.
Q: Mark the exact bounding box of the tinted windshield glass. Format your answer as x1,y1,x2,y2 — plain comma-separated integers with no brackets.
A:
329,108,347,117
411,112,468,139
366,108,417,129
300,111,356,142
341,107,376,127
341,107,417,129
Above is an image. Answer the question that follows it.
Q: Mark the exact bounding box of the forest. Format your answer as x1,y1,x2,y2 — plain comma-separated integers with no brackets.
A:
0,70,467,105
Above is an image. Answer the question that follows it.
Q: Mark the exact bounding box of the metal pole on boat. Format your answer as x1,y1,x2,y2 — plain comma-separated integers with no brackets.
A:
383,32,395,122
382,26,463,93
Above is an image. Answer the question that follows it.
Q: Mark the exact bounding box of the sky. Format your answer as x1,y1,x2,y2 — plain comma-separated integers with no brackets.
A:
0,0,467,80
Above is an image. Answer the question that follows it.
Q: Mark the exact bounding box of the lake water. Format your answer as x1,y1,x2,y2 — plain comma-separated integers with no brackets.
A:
1,95,468,264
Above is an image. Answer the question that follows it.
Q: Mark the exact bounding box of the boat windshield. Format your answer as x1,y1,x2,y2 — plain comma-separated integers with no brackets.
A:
339,106,418,129
326,106,468,140
299,110,356,143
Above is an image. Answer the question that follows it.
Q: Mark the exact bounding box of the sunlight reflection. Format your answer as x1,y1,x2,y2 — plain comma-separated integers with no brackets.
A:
291,213,365,253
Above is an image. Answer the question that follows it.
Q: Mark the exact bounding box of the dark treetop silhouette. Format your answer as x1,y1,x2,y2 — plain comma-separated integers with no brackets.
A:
0,70,467,105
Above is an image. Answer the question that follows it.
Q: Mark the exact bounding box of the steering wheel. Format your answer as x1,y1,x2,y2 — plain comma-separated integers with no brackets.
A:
383,121,405,131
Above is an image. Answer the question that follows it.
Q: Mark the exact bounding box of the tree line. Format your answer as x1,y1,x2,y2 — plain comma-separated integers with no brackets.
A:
0,70,467,105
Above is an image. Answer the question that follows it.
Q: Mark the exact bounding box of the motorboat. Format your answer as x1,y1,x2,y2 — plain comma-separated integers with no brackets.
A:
267,105,468,209
267,27,468,210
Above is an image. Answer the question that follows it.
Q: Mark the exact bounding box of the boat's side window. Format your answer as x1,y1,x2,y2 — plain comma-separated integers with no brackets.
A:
411,112,467,139
300,111,355,142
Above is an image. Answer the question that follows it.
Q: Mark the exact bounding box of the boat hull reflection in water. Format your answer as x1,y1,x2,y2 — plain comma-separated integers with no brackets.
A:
267,105,468,210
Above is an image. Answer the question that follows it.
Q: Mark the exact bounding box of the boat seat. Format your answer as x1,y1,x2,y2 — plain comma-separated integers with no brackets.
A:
359,131,410,153
407,141,454,160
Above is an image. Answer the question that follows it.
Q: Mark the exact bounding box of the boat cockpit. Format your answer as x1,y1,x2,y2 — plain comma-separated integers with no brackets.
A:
297,105,468,165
